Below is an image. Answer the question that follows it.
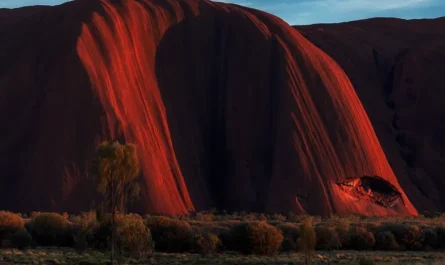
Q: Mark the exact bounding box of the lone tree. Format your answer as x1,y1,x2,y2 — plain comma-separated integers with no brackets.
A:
91,140,141,263
300,217,316,265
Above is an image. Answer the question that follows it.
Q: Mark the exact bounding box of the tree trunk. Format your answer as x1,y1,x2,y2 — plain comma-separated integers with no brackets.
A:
111,178,115,264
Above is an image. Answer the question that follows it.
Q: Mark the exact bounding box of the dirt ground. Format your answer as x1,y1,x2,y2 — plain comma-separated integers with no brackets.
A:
1,249,445,265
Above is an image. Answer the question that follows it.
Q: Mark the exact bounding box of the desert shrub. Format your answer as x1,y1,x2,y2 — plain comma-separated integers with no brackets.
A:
72,211,99,253
194,212,214,222
349,226,375,250
216,220,242,229
257,213,268,221
376,223,405,236
286,212,299,222
0,238,12,248
278,223,300,239
88,221,112,250
31,212,68,246
0,211,24,242
146,216,194,253
400,225,424,250
243,213,262,221
271,214,286,222
315,225,341,250
30,212,41,219
71,211,98,228
281,237,298,253
375,223,413,249
277,223,300,252
194,229,220,255
300,218,316,265
230,222,283,255
24,220,34,233
359,257,375,265
326,215,351,249
422,228,439,250
377,224,425,250
365,222,380,230
87,213,128,251
208,225,231,250
116,214,154,258
435,226,445,249
73,229,89,254
374,231,400,250
326,215,351,227
335,224,351,249
10,229,32,250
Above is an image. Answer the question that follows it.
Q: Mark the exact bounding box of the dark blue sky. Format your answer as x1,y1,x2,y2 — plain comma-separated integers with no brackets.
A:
1,0,444,25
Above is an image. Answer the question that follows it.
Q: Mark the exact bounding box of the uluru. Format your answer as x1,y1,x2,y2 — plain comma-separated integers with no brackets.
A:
295,17,445,213
1,0,442,217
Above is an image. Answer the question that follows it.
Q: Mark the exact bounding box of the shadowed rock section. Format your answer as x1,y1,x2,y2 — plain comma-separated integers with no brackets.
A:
0,0,417,216
295,18,445,212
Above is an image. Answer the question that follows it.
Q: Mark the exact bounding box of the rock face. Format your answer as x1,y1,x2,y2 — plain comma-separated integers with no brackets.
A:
0,0,418,216
295,18,445,212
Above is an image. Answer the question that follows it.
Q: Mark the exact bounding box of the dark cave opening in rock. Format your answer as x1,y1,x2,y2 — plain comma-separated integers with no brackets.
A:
337,176,403,208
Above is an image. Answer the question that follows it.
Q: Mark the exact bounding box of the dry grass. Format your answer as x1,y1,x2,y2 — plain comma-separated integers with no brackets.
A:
0,249,444,265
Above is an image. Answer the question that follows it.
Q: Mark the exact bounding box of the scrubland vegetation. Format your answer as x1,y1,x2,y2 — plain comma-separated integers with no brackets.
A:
1,210,445,264
1,141,442,264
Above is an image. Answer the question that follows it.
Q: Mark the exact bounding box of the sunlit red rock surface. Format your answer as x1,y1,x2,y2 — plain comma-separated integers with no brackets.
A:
295,18,445,213
0,0,419,216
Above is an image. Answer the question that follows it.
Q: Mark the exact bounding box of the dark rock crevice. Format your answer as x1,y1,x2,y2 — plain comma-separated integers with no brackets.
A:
337,176,403,208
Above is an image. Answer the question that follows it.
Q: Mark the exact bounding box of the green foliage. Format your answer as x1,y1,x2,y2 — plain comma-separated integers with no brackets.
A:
193,229,220,255
400,225,424,250
31,213,68,246
377,223,424,250
271,214,286,222
70,211,99,253
193,212,214,222
315,225,341,250
91,141,140,214
326,216,352,247
10,229,32,250
230,222,283,255
422,228,438,250
374,231,400,250
300,218,316,265
116,214,154,258
0,211,24,242
146,216,194,253
208,225,231,251
89,221,112,250
300,217,317,265
277,223,300,252
91,141,141,262
7,211,445,253
71,211,98,229
335,225,351,249
349,226,375,250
